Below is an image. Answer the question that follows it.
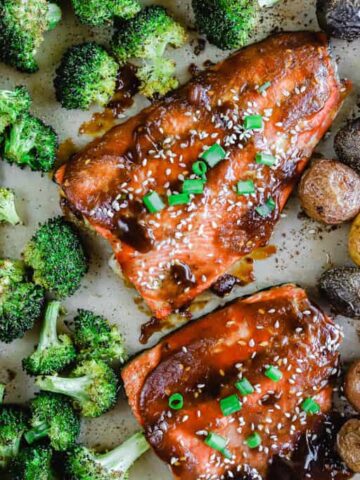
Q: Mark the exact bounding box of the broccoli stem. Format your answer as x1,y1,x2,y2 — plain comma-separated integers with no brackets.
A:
47,3,62,31
36,375,92,404
97,432,150,473
37,301,61,351
24,422,49,445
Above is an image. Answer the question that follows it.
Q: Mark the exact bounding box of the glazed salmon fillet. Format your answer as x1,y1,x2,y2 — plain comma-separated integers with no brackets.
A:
56,32,350,321
122,284,342,480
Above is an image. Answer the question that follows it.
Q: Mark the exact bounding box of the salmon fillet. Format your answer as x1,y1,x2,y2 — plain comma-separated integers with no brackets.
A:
56,32,350,321
122,284,342,480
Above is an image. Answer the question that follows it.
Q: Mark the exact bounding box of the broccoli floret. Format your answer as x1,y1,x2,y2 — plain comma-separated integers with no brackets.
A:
0,406,28,469
66,431,149,480
73,309,127,364
0,86,31,135
8,444,55,479
0,187,21,225
23,217,88,299
0,0,62,73
0,259,45,343
23,301,76,376
35,359,118,418
2,113,58,172
111,6,187,98
192,0,258,50
24,392,80,452
71,0,140,26
54,42,118,111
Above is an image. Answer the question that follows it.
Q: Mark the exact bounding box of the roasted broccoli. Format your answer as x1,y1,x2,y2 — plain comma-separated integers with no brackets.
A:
0,405,28,469
24,392,80,451
23,217,88,299
111,6,187,98
36,359,118,417
23,301,76,376
0,0,62,73
192,0,257,50
2,113,58,172
71,0,140,26
8,444,55,479
0,187,21,225
73,309,127,364
0,259,45,343
54,42,118,110
66,431,149,480
0,86,31,135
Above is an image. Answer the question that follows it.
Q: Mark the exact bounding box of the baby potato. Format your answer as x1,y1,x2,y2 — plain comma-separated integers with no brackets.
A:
349,214,360,267
298,159,360,225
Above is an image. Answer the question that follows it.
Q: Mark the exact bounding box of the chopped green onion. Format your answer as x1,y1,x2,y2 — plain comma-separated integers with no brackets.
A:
168,393,184,410
235,378,255,396
256,152,276,166
205,432,230,457
246,432,262,449
168,193,190,206
200,144,226,168
192,160,208,178
264,365,283,382
255,197,276,217
143,191,165,213
259,81,272,93
182,179,204,195
220,394,242,416
301,397,321,415
244,115,263,130
237,180,255,195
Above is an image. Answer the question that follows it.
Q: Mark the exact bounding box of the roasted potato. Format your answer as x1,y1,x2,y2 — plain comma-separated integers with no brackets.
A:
345,359,360,412
335,118,360,174
337,419,360,472
298,159,360,225
319,266,360,318
349,214,360,267
317,0,360,41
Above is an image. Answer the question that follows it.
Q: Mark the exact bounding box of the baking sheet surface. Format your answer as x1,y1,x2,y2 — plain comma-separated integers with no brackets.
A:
1,1,360,478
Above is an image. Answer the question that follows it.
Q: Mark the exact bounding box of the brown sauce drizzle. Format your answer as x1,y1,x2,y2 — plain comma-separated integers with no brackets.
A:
56,138,78,167
116,216,153,254
266,412,352,480
171,262,196,287
79,64,139,137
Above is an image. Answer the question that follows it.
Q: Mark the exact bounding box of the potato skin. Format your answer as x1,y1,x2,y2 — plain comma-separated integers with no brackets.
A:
337,419,360,472
335,118,360,174
345,359,360,412
349,214,360,267
317,0,360,41
319,266,360,318
298,159,360,225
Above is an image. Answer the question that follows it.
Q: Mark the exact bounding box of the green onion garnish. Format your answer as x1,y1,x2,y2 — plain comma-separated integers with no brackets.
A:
168,193,190,206
205,432,229,457
237,180,255,195
255,197,276,217
235,377,255,396
143,191,165,213
246,432,262,449
264,365,283,382
301,397,321,415
220,394,242,416
259,81,272,93
192,160,208,178
200,144,226,168
256,152,276,166
168,393,184,410
244,115,263,130
182,179,204,195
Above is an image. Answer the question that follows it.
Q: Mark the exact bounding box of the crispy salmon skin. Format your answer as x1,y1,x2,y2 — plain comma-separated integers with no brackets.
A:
57,32,350,321
122,284,342,480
